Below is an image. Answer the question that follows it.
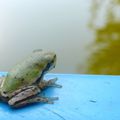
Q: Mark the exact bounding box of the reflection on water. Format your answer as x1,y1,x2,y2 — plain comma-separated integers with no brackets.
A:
85,0,120,75
86,22,120,75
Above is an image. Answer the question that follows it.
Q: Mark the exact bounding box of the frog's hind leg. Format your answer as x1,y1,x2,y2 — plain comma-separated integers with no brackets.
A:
8,85,39,98
38,78,62,90
8,85,58,108
10,96,58,108
8,85,40,107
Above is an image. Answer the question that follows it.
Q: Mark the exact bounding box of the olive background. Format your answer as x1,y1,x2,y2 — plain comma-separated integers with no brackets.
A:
0,0,120,75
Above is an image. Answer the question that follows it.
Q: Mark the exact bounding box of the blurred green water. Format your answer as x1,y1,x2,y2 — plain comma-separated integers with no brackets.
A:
85,0,120,75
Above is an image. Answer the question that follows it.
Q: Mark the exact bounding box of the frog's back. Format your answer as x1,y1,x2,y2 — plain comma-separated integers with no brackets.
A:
1,52,47,93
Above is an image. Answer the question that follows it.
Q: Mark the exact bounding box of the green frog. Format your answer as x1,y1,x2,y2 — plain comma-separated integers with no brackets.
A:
0,49,61,108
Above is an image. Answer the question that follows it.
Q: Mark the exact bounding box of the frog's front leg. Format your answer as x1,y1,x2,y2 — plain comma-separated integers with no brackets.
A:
38,78,62,90
8,85,58,108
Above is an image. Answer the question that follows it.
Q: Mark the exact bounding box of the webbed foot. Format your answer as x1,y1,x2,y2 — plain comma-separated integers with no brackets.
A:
39,78,62,89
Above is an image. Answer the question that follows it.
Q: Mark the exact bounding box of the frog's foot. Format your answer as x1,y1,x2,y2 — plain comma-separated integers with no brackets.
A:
38,78,62,89
9,96,58,108
8,85,58,108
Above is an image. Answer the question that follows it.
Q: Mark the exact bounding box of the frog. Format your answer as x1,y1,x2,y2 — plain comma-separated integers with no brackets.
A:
0,49,62,108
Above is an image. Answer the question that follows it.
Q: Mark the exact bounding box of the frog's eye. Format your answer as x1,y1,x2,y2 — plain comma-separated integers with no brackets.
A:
50,60,54,64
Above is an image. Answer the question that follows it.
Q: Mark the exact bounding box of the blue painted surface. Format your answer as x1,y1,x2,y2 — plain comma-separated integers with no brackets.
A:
0,72,120,120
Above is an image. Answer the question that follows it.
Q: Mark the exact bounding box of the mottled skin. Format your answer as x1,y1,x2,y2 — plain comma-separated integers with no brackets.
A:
0,50,61,108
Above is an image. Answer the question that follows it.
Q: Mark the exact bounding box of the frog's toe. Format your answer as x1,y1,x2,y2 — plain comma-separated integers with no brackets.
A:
29,96,59,104
39,78,62,89
38,93,59,104
46,97,59,104
47,78,62,88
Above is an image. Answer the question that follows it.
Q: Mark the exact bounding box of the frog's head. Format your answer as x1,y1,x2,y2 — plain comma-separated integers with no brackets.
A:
33,49,57,72
43,52,56,71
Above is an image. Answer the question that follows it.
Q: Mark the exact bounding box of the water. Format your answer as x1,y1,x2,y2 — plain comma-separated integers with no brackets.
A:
0,0,120,74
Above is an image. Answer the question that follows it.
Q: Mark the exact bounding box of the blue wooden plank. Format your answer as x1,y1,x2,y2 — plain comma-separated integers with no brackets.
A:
0,72,120,120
